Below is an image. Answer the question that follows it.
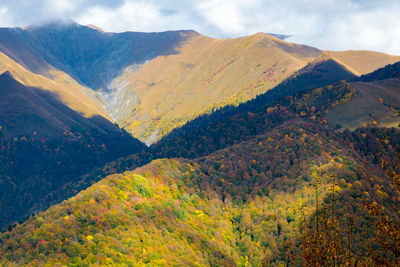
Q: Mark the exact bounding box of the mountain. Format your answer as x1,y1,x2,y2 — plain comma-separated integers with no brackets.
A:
0,52,111,132
326,78,400,130
1,22,399,145
100,36,399,144
0,27,52,75
0,27,109,118
109,32,323,144
16,22,197,91
150,57,358,159
359,61,400,82
324,50,400,75
0,23,195,228
149,55,400,161
1,78,399,265
0,21,400,265
0,57,147,229
0,71,112,139
324,61,400,130
22,58,360,209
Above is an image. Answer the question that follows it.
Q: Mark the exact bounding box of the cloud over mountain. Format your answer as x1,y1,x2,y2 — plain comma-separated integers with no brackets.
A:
0,0,400,54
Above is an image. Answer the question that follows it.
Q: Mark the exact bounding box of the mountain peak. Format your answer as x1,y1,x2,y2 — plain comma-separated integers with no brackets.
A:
25,19,78,31
267,32,292,40
85,24,105,33
0,70,15,81
250,32,291,41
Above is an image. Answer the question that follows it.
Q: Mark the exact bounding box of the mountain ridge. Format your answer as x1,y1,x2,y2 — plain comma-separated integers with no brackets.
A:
1,21,399,144
0,51,110,121
0,71,118,139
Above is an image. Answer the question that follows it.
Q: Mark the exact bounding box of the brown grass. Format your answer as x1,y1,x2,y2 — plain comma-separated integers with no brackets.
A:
327,78,400,130
324,50,400,76
112,33,322,143
0,52,111,119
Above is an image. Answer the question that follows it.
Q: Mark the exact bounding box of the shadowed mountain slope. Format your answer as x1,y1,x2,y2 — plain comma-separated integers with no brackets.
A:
0,71,117,139
0,27,52,76
0,52,110,122
16,22,197,90
359,61,400,82
0,71,147,229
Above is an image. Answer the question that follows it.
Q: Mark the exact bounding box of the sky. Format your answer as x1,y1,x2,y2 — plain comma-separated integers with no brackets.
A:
0,0,400,55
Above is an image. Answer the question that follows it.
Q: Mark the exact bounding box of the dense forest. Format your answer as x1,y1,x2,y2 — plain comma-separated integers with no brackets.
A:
1,58,400,265
0,125,146,230
1,120,399,265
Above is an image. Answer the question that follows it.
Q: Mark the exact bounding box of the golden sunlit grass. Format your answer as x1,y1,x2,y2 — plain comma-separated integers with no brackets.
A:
113,32,322,143
110,33,400,144
324,50,400,76
0,52,110,119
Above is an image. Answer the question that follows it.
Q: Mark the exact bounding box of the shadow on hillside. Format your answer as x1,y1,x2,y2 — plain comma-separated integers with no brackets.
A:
0,71,148,230
16,24,198,89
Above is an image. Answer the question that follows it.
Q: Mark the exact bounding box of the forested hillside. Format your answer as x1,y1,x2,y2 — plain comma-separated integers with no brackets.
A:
0,71,146,229
1,120,399,265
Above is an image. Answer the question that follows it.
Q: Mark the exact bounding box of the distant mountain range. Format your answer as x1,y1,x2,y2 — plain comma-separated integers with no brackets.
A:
0,21,400,266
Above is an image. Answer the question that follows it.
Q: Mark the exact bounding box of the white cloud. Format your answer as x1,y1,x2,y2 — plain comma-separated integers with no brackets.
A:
45,0,74,15
76,2,161,32
0,6,12,27
196,0,247,35
75,1,197,33
1,0,400,54
301,7,400,54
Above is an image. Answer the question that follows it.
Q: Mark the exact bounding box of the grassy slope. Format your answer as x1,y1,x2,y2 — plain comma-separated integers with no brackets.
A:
326,78,400,130
0,52,110,120
112,37,400,144
324,50,400,76
325,61,400,130
4,24,399,146
113,33,322,144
